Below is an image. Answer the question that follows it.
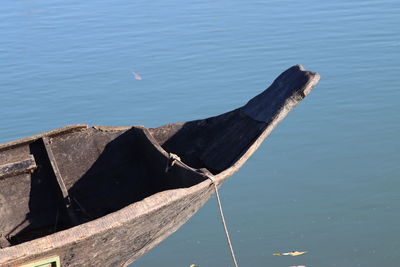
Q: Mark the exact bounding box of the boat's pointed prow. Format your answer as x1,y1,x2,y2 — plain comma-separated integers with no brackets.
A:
242,65,320,123
149,65,320,174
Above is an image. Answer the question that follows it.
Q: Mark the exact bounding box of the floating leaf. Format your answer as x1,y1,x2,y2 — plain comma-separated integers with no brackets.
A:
273,251,307,256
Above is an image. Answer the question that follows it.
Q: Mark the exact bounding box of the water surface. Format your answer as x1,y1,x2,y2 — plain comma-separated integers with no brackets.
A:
1,1,399,266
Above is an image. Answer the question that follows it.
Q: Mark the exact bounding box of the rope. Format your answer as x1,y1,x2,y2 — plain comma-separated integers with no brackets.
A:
166,153,239,267
207,175,239,267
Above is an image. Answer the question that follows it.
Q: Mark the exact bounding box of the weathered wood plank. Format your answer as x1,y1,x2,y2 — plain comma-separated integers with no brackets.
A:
0,125,88,152
42,137,79,226
0,155,36,180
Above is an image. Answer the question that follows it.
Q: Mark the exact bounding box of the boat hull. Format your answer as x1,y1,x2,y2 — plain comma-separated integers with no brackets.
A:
0,180,214,267
0,65,320,266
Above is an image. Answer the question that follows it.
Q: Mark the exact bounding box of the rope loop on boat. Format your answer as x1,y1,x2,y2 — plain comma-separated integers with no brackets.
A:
165,153,239,267
165,153,181,172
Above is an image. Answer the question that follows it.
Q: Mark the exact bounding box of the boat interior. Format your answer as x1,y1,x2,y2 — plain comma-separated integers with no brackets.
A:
0,65,314,249
0,107,266,248
0,68,316,260
0,84,278,249
149,108,265,173
0,125,218,247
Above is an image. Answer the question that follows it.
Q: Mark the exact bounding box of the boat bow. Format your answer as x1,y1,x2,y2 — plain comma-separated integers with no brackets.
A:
149,65,320,179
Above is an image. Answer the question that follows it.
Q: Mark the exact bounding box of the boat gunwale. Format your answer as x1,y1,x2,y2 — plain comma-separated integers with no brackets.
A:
0,125,89,152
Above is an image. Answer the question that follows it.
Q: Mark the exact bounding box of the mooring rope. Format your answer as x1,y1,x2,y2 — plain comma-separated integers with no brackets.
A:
166,153,239,267
207,175,239,267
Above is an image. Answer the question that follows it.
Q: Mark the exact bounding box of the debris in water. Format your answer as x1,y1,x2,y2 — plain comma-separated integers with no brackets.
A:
273,251,307,256
132,71,142,80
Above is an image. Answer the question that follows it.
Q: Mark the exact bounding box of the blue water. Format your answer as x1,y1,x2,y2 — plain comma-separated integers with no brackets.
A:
1,1,399,266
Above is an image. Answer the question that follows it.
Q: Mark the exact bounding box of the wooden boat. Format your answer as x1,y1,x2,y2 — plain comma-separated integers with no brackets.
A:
0,65,319,267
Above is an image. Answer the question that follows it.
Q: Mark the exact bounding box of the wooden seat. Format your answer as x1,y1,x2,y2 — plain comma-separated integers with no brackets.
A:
0,155,36,180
